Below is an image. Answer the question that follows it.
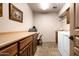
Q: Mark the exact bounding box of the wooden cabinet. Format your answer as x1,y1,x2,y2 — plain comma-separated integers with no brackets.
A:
70,3,79,56
19,34,37,56
28,42,33,56
74,36,79,56
0,43,17,56
19,36,33,50
75,37,79,48
19,36,33,56
19,44,28,56
0,33,37,56
74,3,79,29
32,34,37,55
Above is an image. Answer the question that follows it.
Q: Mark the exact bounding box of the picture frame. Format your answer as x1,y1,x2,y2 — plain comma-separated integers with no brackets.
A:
0,3,3,17
9,3,23,23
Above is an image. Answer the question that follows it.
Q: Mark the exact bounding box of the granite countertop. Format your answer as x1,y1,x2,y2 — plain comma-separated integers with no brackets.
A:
0,32,36,49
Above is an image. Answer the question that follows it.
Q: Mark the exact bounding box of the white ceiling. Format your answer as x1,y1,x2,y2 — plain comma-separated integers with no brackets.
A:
28,3,65,13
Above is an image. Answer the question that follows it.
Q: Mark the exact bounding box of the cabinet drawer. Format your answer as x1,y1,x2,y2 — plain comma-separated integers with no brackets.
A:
20,36,33,50
19,41,33,56
19,44,28,56
74,47,79,56
75,37,79,48
0,43,17,56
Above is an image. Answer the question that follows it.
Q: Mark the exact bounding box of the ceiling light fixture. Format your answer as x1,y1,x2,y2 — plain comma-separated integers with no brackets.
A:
40,3,49,10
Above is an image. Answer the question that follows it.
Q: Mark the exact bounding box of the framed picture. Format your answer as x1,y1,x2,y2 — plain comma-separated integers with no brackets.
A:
0,3,3,17
9,3,23,23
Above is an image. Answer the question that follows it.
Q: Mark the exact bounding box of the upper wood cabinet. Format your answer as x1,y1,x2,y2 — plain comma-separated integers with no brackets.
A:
66,8,70,24
64,8,70,24
74,3,79,29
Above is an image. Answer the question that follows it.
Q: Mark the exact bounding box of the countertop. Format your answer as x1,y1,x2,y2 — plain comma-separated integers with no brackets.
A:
0,32,37,49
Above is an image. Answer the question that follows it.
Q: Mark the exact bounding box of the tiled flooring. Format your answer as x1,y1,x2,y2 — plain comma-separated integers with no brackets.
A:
34,42,61,56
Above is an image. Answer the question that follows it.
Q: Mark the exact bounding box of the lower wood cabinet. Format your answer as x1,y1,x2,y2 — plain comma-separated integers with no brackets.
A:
19,41,33,56
19,36,33,50
0,33,37,56
19,34,37,56
19,44,28,56
28,42,33,56
0,43,17,56
32,34,37,55
19,36,33,56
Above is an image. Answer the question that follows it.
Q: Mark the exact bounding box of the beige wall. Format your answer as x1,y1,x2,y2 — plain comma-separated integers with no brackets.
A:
33,13,62,42
0,3,33,32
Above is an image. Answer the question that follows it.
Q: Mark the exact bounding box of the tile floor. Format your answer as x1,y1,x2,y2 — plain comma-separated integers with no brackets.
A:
34,42,61,56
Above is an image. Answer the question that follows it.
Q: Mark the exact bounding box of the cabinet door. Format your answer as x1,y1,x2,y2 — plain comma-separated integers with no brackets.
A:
19,42,33,56
70,3,79,56
0,43,17,56
19,45,28,56
20,36,33,50
75,3,79,29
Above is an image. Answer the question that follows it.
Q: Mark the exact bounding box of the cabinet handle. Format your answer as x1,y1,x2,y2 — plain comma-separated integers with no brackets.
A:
69,36,74,40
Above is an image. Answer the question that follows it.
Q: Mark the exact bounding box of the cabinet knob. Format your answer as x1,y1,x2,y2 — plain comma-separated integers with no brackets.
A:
69,36,74,40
